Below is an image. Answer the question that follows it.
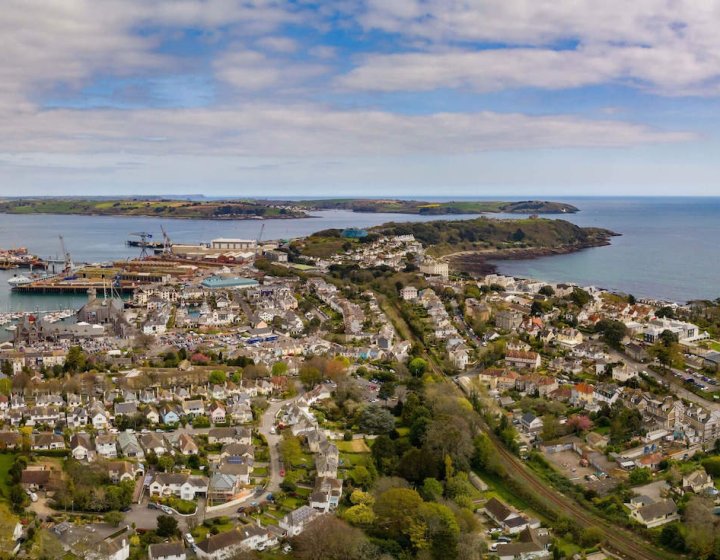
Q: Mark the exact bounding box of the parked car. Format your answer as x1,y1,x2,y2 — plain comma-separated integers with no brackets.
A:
185,534,195,545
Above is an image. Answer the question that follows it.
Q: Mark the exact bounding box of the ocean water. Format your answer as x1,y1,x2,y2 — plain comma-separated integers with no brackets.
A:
0,199,717,314
490,197,720,303
0,209,480,313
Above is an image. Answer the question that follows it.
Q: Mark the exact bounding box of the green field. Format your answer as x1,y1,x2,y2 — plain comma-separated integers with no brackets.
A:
0,454,15,499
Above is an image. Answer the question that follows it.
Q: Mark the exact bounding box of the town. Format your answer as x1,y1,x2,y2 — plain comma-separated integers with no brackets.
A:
1,228,720,560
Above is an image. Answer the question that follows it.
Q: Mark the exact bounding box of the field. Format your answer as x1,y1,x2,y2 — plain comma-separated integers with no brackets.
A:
0,198,307,220
336,439,371,453
0,454,14,499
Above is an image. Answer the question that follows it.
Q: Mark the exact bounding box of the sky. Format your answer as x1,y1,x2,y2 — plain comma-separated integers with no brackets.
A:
2,0,720,197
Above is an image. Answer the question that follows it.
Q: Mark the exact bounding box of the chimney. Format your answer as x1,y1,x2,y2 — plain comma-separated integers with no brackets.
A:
87,287,97,303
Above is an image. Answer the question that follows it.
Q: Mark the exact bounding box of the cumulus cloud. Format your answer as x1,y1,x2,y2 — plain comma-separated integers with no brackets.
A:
350,0,720,95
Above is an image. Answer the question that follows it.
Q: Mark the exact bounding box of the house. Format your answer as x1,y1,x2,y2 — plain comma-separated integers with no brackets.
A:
630,500,679,528
209,403,226,424
194,529,246,559
520,412,544,434
177,433,199,455
399,286,418,301
309,477,343,512
208,427,251,445
496,527,551,560
483,497,535,534
182,399,205,417
140,433,171,456
146,406,160,425
149,473,208,501
95,434,119,458
31,433,65,451
160,405,181,425
279,505,320,537
207,473,243,504
117,432,144,458
506,349,541,370
70,432,95,461
148,542,187,560
683,469,714,494
114,402,138,417
107,461,137,483
0,432,21,449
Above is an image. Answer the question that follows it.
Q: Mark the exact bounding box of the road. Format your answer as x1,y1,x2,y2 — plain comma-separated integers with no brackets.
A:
607,348,720,411
201,397,290,520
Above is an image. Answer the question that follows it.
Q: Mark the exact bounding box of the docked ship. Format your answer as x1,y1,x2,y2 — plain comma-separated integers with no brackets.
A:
7,275,33,287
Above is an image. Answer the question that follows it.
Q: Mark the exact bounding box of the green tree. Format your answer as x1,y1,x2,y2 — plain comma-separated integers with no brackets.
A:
408,357,428,377
343,504,376,526
359,405,395,434
64,346,87,372
374,488,424,541
570,287,592,307
156,515,178,537
420,478,444,501
299,365,323,388
594,319,628,349
272,361,288,376
419,501,460,559
628,467,652,485
208,370,226,384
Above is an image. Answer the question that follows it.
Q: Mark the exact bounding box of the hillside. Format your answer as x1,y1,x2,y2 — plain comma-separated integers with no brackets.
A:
294,198,579,215
0,198,307,220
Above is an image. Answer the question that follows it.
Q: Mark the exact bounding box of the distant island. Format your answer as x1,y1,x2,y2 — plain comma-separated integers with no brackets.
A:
0,197,578,220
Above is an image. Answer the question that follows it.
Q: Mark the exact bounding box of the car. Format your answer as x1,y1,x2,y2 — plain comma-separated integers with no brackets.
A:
237,506,246,514
497,536,511,543
489,543,498,552
120,505,131,512
185,533,195,545
29,493,38,502
266,493,274,501
279,469,286,477
161,505,173,515
251,501,258,507
148,502,158,510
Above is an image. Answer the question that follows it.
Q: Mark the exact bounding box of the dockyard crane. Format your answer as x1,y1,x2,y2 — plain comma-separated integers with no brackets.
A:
58,235,73,273
160,225,172,255
129,231,153,259
255,223,265,258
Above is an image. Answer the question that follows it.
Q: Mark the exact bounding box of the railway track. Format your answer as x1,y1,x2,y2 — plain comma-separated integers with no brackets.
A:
491,441,672,560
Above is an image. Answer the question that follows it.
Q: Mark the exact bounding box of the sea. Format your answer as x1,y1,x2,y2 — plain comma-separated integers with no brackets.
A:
0,197,718,316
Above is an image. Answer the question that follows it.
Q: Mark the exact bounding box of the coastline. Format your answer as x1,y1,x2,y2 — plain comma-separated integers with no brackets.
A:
446,236,618,277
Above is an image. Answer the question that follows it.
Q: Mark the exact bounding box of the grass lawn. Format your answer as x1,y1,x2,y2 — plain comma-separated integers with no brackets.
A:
339,452,368,467
0,454,16,499
336,439,371,453
253,466,269,477
710,341,720,352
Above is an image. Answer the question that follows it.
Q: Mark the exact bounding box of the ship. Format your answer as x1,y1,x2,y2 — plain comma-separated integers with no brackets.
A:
126,239,164,249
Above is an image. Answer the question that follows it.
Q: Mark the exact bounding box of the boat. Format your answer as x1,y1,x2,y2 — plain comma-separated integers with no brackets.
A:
4,325,16,332
7,275,32,287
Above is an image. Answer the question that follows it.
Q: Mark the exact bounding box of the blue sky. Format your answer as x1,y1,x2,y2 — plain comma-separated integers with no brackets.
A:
1,0,720,197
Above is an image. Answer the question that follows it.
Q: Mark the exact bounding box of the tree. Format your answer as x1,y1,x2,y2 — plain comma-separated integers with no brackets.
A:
541,415,561,441
64,346,87,373
378,382,396,402
420,478,444,501
594,319,628,349
279,435,302,466
570,287,592,307
299,365,323,388
659,523,686,552
472,433,502,476
359,405,395,434
567,414,593,434
539,285,555,297
156,515,178,537
292,516,371,560
628,467,652,485
272,361,288,376
371,435,397,473
104,511,124,527
343,504,376,526
208,370,226,384
374,488,424,540
408,358,428,377
580,527,604,547
419,501,460,559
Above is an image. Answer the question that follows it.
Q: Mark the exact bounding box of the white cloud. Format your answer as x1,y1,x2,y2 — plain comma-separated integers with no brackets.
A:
0,104,693,159
351,0,720,95
256,36,298,53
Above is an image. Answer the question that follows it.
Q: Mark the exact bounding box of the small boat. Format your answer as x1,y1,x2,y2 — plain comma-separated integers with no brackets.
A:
7,275,32,287
4,325,16,332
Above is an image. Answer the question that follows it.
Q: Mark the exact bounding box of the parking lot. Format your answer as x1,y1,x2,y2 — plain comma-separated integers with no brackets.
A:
543,449,596,484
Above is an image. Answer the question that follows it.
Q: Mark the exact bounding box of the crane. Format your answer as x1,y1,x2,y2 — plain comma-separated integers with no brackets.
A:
255,223,265,258
129,231,153,259
58,235,73,273
160,225,172,255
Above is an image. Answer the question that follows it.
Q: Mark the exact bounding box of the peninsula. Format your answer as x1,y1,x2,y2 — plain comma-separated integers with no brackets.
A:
0,197,578,220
